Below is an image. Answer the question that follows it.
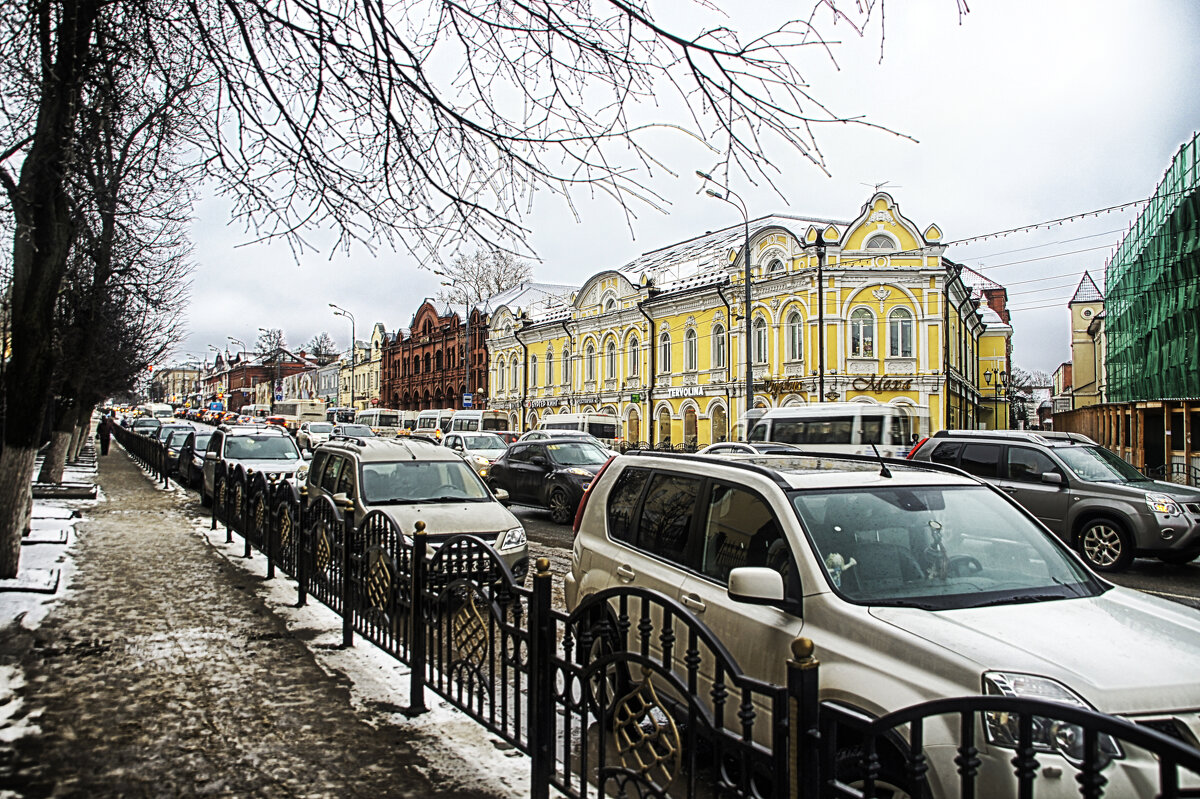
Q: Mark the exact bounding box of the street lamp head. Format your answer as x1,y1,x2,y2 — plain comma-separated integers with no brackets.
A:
705,188,724,200
695,170,713,181
984,369,993,385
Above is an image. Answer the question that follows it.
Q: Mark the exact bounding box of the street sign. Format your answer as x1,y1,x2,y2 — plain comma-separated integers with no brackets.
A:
463,393,473,408
275,393,283,402
631,393,641,403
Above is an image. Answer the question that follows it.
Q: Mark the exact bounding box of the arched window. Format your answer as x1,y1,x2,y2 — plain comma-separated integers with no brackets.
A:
659,332,671,373
545,351,554,385
684,328,698,371
889,307,914,358
753,317,768,364
787,311,804,361
435,351,443,371
562,348,571,385
628,337,639,377
529,355,538,387
711,405,728,443
496,357,506,391
424,353,431,372
657,408,671,444
850,308,875,358
412,355,420,374
585,342,596,381
604,297,616,312
712,324,726,368
510,357,519,390
767,258,784,274
605,340,616,379
866,234,894,251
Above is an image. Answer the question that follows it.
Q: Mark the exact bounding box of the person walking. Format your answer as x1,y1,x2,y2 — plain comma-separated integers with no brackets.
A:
97,414,111,455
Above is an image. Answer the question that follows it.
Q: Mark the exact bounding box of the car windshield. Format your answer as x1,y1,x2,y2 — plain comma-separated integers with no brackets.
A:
791,485,1102,610
337,424,374,437
224,436,299,460
1054,445,1147,483
361,460,492,503
158,426,189,441
463,435,507,454
308,423,334,433
193,434,212,451
547,442,609,466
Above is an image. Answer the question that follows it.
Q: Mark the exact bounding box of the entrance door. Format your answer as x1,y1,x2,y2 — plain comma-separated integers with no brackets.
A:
1144,409,1165,470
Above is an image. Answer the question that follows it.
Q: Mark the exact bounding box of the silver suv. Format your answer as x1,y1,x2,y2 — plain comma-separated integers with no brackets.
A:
305,435,529,579
201,424,307,508
566,451,1200,796
908,430,1200,571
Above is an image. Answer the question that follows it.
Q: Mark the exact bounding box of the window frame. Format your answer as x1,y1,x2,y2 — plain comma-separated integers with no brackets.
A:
849,307,875,358
888,307,914,358
753,316,768,364
684,328,698,372
786,310,803,362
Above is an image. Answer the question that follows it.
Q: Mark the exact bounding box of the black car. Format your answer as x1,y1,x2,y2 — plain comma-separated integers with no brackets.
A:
176,430,214,488
486,438,612,524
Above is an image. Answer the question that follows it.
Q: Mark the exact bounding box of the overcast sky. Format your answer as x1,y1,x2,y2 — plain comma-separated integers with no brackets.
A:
181,1,1200,376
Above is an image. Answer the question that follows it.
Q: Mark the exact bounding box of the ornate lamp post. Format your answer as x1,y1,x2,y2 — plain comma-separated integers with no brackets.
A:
227,337,248,408
984,369,1008,429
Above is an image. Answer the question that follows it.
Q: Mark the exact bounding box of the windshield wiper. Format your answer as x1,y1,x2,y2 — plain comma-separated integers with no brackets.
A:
969,592,1072,608
877,599,942,610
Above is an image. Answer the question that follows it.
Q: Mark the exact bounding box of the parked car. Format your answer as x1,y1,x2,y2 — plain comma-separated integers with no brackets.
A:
130,417,162,436
696,441,804,456
177,430,214,488
566,449,1200,797
155,423,193,445
201,425,307,508
908,429,1200,571
516,428,618,457
297,421,335,452
162,427,195,474
442,432,509,478
304,436,528,579
487,438,611,524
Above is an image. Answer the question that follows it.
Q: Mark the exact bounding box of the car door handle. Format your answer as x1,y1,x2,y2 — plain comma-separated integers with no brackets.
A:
680,593,706,613
615,564,636,582
1001,486,1017,494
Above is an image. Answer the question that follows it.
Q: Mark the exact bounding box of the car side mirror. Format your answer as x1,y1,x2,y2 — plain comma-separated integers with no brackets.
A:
492,487,511,504
531,455,547,466
1041,472,1065,487
728,567,801,614
302,450,313,461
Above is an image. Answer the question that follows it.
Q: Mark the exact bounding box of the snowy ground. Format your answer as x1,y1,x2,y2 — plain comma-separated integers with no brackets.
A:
0,448,556,796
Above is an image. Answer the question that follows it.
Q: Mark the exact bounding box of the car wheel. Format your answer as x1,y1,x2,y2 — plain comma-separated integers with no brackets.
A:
835,745,924,799
1157,550,1199,565
1078,517,1134,572
548,487,574,525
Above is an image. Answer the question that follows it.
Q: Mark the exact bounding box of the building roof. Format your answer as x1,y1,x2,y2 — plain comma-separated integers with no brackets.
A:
1069,271,1104,304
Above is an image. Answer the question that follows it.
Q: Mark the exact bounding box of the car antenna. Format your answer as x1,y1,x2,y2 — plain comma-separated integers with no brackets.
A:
869,444,893,478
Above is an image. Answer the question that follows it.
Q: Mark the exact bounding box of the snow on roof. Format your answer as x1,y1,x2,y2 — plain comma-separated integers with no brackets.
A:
1069,271,1104,304
960,264,1004,294
485,281,578,316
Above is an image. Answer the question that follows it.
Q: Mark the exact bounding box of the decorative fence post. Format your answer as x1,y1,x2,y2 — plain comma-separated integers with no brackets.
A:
788,637,821,799
341,509,354,648
296,499,308,608
265,485,277,581
528,557,554,799
407,521,428,715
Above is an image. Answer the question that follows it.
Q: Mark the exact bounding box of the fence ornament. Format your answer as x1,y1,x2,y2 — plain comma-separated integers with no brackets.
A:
611,671,682,789
451,591,491,671
366,549,392,613
315,522,332,573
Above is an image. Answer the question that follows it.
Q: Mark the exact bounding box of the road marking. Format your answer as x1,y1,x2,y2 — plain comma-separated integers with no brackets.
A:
1137,587,1200,603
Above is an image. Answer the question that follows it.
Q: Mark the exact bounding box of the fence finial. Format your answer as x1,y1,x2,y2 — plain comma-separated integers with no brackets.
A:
536,557,550,576
414,520,426,534
791,636,819,669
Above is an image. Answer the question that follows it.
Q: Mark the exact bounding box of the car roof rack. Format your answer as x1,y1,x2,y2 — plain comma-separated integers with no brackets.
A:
623,448,977,486
930,429,1096,446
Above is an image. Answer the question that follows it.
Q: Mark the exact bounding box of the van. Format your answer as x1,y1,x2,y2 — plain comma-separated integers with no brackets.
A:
355,408,403,437
449,409,509,433
747,402,928,458
241,403,272,419
537,412,620,445
272,399,326,435
326,406,356,424
415,408,454,440
138,402,175,420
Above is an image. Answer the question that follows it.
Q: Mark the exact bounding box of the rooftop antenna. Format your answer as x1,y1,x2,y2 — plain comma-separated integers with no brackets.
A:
861,181,902,193
869,444,893,478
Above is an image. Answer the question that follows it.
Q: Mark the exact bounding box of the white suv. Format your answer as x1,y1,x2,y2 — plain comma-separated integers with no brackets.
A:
566,451,1200,796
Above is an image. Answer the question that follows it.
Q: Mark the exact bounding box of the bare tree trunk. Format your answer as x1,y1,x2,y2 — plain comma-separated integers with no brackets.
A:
37,402,77,484
69,402,95,462
0,447,37,572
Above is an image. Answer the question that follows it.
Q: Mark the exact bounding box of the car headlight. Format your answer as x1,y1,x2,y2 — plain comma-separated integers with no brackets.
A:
564,467,591,477
983,672,1122,766
495,526,526,550
297,464,309,480
1146,492,1183,515
472,455,490,466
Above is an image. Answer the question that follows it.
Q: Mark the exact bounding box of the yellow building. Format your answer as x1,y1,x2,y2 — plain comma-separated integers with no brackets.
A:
337,332,376,410
487,192,1011,445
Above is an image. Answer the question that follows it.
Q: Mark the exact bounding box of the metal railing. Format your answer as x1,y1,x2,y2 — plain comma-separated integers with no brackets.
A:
110,423,170,487
202,466,1200,799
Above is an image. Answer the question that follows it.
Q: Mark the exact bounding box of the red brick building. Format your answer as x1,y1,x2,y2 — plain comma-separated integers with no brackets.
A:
381,301,490,410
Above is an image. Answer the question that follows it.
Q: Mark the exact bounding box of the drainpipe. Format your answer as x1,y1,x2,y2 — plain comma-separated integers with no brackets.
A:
636,294,657,446
514,320,530,433
717,281,733,440
558,319,573,412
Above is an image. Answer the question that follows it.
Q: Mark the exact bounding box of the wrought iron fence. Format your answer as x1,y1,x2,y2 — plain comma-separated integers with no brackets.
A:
1141,462,1200,487
207,473,1200,799
110,423,170,486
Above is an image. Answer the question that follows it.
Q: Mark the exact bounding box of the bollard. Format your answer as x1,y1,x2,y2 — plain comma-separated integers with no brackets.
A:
788,637,821,799
340,508,353,648
528,557,553,799
407,520,428,715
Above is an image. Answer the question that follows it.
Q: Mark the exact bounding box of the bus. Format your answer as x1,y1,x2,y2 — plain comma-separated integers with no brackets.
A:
449,410,509,433
746,403,928,458
415,408,455,440
355,408,403,437
326,406,356,424
537,413,621,445
272,399,326,435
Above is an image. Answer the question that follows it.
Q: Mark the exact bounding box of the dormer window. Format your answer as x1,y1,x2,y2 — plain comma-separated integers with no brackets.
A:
866,234,895,251
604,298,616,312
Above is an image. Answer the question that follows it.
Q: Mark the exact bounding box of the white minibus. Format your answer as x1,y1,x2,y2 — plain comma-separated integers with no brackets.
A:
449,410,509,433
746,403,928,458
138,402,176,419
272,399,326,434
242,403,272,419
415,408,455,440
538,413,621,445
355,408,403,437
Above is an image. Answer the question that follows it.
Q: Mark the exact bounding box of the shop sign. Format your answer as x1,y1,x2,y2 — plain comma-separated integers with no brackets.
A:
851,375,914,393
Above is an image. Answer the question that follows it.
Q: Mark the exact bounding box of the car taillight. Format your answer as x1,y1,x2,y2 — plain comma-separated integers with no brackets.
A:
906,437,928,459
573,455,615,533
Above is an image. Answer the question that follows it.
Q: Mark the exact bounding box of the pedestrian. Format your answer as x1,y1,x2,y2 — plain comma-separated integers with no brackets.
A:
97,414,111,455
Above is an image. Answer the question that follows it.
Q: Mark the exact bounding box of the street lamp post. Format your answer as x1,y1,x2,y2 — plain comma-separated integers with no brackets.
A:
329,303,356,411
436,274,472,404
984,369,1008,429
696,171,755,430
228,337,248,410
